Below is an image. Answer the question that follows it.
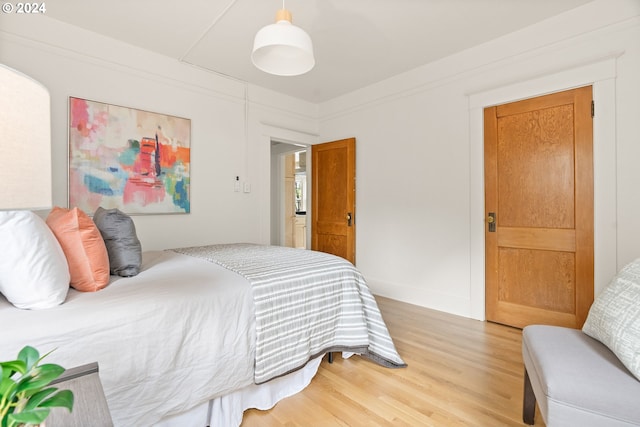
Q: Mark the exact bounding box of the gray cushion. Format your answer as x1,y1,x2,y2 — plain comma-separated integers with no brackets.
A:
93,207,142,277
523,325,640,427
582,258,640,381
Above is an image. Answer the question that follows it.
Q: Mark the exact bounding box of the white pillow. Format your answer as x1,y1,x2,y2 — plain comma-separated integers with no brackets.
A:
0,211,70,309
583,258,640,381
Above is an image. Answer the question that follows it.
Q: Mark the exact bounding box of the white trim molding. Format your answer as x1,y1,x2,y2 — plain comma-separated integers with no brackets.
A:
467,56,619,321
258,123,319,244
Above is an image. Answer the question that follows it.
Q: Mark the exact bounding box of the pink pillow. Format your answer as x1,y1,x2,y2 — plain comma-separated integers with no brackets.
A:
46,207,110,292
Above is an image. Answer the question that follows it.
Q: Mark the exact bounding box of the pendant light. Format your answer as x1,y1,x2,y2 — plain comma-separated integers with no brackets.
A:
251,1,315,76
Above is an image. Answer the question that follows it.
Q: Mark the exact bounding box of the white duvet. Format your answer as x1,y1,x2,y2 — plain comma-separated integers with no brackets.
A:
0,250,257,426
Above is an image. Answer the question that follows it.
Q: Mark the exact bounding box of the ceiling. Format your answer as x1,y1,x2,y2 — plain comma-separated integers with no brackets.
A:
45,0,594,103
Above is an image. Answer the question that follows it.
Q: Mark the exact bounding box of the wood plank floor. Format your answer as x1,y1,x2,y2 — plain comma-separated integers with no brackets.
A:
241,296,545,427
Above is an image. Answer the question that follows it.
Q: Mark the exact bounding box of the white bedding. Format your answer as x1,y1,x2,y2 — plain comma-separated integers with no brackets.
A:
0,250,258,426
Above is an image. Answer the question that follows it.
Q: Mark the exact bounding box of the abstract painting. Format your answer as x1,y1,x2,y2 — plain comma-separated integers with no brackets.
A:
68,97,191,214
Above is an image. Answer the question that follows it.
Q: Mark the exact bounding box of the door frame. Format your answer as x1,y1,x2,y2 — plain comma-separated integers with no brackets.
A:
468,57,618,321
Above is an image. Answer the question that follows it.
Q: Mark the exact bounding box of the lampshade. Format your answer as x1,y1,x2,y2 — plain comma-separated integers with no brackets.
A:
251,8,315,76
0,64,52,210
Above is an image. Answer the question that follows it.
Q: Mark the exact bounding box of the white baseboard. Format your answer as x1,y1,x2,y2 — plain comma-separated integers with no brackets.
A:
367,278,474,320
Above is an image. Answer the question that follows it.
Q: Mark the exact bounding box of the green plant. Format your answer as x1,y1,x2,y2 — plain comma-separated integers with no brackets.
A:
0,346,73,427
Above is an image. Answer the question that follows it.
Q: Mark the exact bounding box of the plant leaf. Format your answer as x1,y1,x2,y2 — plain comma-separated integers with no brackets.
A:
0,361,25,408
22,387,57,410
0,361,26,378
39,389,74,412
1,346,72,427
15,364,65,395
33,364,65,381
0,377,18,405
7,407,49,425
16,347,39,372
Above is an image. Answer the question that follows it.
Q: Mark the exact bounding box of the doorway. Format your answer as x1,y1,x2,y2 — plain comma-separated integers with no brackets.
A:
270,141,308,248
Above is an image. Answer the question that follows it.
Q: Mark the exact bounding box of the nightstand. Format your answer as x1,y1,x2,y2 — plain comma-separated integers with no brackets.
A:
46,362,113,427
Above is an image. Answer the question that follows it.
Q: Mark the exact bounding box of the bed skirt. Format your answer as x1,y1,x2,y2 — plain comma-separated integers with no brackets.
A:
154,355,324,427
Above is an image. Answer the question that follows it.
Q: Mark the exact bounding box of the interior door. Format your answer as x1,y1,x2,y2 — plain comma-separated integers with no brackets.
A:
311,138,356,264
484,86,594,329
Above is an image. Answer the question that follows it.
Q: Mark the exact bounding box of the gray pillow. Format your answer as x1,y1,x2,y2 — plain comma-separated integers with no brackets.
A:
93,207,142,277
583,258,640,381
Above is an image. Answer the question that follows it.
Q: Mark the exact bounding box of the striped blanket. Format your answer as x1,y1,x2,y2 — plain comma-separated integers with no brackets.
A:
172,244,406,383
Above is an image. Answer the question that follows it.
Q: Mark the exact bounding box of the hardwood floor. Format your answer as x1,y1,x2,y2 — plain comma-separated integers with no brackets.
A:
241,296,545,427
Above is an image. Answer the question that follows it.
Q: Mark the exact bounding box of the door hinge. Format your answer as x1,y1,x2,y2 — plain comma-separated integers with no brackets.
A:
591,100,595,118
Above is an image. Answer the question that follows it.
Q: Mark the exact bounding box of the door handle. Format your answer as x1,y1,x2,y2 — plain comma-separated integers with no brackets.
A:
347,212,352,227
487,212,496,232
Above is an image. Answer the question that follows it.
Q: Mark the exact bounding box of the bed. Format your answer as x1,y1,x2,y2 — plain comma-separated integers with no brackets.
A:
0,219,406,427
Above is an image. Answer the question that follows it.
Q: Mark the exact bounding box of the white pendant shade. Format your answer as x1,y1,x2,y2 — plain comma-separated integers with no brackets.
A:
251,9,315,76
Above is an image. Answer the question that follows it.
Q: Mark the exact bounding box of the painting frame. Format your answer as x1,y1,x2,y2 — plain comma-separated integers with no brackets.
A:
68,97,191,215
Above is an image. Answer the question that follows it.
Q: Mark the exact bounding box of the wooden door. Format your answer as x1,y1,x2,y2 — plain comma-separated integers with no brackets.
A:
311,138,356,264
484,86,594,329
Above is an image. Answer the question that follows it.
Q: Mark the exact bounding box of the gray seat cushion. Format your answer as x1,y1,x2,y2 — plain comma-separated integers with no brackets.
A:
523,325,640,427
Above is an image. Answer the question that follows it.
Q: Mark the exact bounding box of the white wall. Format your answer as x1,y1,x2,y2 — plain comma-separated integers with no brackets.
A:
0,14,318,250
1,1,638,321
318,0,640,318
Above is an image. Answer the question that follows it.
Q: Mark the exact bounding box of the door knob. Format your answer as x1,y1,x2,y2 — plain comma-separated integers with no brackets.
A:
487,212,496,232
347,212,352,227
